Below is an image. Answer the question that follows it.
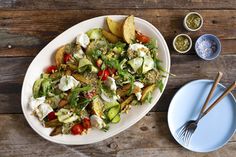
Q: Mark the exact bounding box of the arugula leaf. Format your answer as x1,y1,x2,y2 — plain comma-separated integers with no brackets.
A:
101,63,106,70
145,38,158,54
103,57,135,95
154,58,165,72
69,85,92,107
90,49,102,60
156,79,164,92
77,98,92,110
154,58,176,77
146,92,153,103
103,58,120,69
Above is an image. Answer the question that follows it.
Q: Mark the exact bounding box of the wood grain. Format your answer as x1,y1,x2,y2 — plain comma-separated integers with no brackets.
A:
0,0,236,10
0,9,235,57
0,113,235,157
0,1,236,155
1,55,235,114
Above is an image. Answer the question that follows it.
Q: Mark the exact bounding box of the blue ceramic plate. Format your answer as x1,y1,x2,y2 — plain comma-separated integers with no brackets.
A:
168,80,236,152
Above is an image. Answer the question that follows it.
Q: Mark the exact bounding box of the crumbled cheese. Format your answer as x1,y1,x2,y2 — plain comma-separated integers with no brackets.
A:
90,115,106,129
134,81,144,89
29,96,45,111
73,49,85,59
35,103,53,121
58,75,80,91
105,77,117,91
76,33,90,48
128,43,149,58
135,92,142,101
134,82,144,101
100,92,118,103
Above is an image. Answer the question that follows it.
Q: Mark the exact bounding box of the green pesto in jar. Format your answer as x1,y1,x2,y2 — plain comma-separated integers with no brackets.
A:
186,14,201,29
174,36,190,52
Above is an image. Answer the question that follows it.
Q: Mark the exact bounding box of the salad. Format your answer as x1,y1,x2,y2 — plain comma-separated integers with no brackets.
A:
29,15,165,136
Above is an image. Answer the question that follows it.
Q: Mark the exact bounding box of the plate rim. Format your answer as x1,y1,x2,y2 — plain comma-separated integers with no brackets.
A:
21,15,171,145
167,79,236,152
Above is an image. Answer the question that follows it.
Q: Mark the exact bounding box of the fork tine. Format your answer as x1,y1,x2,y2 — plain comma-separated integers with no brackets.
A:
185,130,193,146
185,126,194,146
176,121,195,146
181,127,188,141
184,130,191,146
177,123,188,138
183,128,189,144
177,126,185,139
187,132,192,145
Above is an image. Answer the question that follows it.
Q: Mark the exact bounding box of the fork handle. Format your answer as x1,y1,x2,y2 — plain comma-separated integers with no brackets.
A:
200,72,223,114
201,81,236,118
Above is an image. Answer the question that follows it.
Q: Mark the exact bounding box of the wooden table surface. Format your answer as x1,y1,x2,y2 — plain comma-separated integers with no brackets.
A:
0,0,236,156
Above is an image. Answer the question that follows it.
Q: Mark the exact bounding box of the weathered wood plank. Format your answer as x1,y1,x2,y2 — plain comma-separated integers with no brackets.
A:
0,113,235,157
0,55,235,113
0,9,235,57
148,54,236,111
0,0,236,10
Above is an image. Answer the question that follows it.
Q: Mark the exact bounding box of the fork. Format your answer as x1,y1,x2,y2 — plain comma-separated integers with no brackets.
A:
177,72,236,146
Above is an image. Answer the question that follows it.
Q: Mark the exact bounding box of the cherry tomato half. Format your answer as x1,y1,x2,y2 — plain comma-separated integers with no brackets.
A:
71,124,84,135
136,32,150,43
47,111,57,121
64,54,72,63
82,118,91,129
46,65,57,74
97,70,109,81
107,67,117,75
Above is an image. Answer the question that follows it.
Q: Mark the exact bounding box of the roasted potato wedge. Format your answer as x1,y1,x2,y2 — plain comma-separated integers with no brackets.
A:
117,84,131,97
123,15,135,44
121,94,135,110
102,29,119,43
106,17,123,38
50,126,62,136
44,119,62,128
117,83,141,97
55,45,65,66
72,73,90,84
67,63,77,71
141,84,156,102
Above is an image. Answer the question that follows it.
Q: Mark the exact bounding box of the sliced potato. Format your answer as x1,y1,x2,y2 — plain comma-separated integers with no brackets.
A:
106,17,123,38
44,119,62,128
72,73,90,84
121,94,135,110
141,84,156,102
67,63,77,71
55,45,65,66
123,15,135,44
102,29,119,43
117,84,130,97
50,126,62,136
117,84,141,97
